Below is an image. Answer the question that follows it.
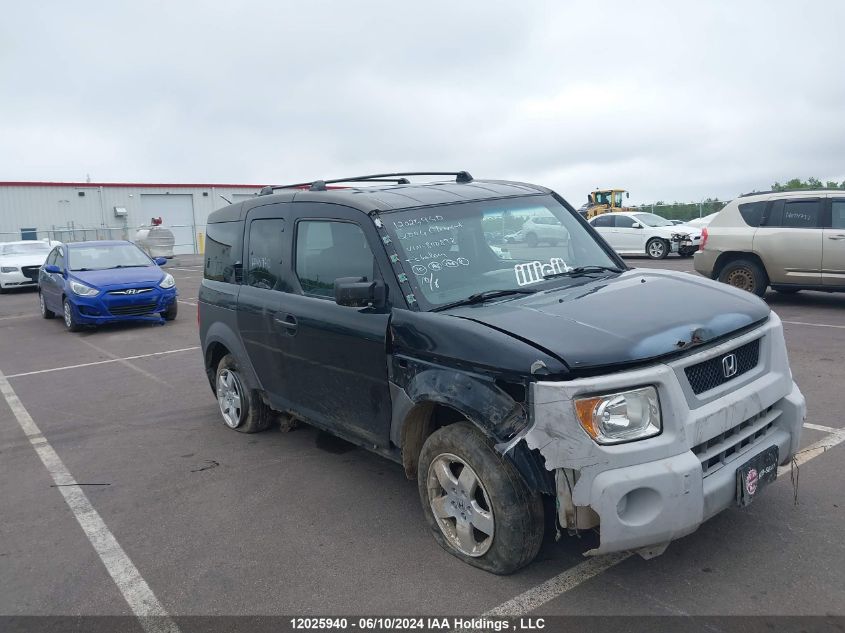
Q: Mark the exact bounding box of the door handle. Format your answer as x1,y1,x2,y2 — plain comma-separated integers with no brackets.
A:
827,234,845,240
274,313,298,333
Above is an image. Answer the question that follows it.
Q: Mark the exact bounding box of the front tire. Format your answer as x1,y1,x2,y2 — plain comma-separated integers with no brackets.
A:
163,301,178,321
718,259,768,297
646,238,669,259
215,354,273,433
418,422,544,574
39,292,55,319
62,298,83,332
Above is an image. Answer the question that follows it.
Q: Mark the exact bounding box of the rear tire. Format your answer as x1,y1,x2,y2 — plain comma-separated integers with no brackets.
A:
215,354,272,433
646,238,669,259
62,298,83,332
39,292,55,319
417,422,544,574
0,286,7,294
718,259,768,297
525,233,539,248
163,301,178,321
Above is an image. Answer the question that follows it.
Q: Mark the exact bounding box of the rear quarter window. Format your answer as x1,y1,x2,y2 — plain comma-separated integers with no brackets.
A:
738,201,766,226
204,221,242,282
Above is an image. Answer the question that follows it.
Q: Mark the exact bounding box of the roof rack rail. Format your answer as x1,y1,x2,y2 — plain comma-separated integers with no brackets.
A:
258,171,473,195
739,188,844,197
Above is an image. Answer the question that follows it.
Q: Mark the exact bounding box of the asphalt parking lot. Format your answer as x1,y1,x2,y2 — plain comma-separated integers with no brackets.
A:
2,255,844,626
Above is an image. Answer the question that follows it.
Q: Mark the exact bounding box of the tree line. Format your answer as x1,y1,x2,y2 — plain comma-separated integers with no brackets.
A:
634,177,845,221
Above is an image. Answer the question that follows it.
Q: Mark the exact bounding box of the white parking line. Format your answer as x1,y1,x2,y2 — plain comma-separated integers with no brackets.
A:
782,320,845,330
76,337,168,386
4,346,200,379
178,299,197,306
0,371,180,633
482,422,845,617
0,314,30,321
803,422,841,434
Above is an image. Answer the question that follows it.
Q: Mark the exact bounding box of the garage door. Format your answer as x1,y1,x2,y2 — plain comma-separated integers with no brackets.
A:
140,194,196,254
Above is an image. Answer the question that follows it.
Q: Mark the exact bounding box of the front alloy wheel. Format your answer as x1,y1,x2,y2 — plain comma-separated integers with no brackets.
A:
646,238,668,259
217,368,244,428
426,453,495,557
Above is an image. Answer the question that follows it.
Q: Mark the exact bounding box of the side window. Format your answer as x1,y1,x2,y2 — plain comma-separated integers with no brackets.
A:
781,200,821,228
592,215,613,228
615,215,635,228
295,220,376,298
45,249,58,266
831,200,845,229
55,247,65,269
204,221,242,283
738,201,766,226
246,218,286,290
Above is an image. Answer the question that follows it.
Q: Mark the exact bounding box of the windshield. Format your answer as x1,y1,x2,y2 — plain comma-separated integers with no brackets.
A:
68,243,153,271
632,213,674,227
613,191,625,208
381,195,620,310
1,242,51,256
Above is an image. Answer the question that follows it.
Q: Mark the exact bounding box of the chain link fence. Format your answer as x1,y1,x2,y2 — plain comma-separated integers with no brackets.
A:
627,200,728,222
0,223,207,256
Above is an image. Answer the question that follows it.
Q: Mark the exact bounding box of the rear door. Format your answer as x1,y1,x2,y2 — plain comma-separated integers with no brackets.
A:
753,198,823,285
236,203,291,401
823,198,845,287
275,203,397,447
590,214,615,248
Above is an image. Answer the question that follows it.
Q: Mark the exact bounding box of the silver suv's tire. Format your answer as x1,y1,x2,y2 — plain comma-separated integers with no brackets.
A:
718,259,768,297
417,422,544,574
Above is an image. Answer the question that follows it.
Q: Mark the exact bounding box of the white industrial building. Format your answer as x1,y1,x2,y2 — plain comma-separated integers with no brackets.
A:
0,181,265,254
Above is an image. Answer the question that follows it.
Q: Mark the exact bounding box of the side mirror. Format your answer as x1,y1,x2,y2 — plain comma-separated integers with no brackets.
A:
43,264,62,274
632,222,642,229
334,277,387,308
154,257,167,266
626,192,630,199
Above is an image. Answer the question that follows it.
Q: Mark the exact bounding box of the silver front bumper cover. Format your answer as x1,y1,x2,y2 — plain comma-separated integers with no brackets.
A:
524,313,805,557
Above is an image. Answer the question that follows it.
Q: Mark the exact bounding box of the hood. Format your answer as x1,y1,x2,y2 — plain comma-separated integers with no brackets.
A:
70,266,166,288
0,253,50,268
444,269,769,370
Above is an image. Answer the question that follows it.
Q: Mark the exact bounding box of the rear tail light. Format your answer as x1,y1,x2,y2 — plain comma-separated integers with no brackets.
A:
700,227,708,250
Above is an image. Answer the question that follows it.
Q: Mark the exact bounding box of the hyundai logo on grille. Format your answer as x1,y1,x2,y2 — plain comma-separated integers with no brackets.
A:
111,288,151,295
722,353,738,378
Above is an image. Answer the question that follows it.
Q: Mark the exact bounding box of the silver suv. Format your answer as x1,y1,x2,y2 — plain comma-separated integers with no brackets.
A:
694,190,845,296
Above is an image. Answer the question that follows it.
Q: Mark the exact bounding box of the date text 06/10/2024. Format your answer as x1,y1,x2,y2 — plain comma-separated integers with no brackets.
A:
289,617,546,630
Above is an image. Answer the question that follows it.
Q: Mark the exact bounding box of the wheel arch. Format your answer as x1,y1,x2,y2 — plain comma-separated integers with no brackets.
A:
202,322,261,395
713,251,767,278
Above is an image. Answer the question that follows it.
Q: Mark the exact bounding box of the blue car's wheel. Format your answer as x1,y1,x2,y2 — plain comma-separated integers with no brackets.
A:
62,298,83,332
39,292,55,319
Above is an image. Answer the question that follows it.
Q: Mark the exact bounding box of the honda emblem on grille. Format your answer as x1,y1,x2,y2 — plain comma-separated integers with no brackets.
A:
722,353,738,378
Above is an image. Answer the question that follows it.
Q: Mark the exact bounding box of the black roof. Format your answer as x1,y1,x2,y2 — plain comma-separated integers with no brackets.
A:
207,174,551,223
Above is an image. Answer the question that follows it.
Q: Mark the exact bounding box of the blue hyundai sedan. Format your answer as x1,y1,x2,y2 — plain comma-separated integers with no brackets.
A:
38,240,178,331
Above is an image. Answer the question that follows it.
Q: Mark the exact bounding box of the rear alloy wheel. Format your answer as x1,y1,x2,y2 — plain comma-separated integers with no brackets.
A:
646,238,669,259
215,354,273,433
418,422,544,574
62,298,83,332
525,232,539,248
39,292,55,319
718,259,768,297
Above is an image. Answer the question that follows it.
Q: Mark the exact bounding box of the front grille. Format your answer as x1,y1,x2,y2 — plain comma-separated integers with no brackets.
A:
21,266,41,281
109,303,158,316
685,338,760,394
691,406,779,476
108,288,152,295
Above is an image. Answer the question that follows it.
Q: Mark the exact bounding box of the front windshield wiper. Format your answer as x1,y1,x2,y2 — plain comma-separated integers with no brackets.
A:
432,288,539,312
107,264,149,269
543,265,624,280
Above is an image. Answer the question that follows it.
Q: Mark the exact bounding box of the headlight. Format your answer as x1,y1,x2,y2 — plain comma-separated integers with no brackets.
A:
69,279,99,297
1,266,19,273
159,273,175,289
574,386,661,445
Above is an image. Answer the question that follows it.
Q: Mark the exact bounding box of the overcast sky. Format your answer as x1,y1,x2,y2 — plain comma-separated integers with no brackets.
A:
2,1,844,204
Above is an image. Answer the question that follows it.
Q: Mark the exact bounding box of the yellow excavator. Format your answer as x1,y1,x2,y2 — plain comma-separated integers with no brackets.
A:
582,188,631,219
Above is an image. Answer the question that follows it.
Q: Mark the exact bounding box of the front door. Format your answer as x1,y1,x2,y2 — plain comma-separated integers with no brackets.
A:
823,198,845,287
753,198,823,285
276,203,396,447
612,215,646,252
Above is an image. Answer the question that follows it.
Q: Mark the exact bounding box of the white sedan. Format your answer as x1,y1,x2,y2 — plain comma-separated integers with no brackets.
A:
0,240,53,293
588,212,702,259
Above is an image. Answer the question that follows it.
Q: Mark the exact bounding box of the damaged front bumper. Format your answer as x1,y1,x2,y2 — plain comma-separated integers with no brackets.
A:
525,313,805,558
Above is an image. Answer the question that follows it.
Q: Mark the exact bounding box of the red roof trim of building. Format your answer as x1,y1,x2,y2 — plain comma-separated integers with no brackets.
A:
0,181,266,189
